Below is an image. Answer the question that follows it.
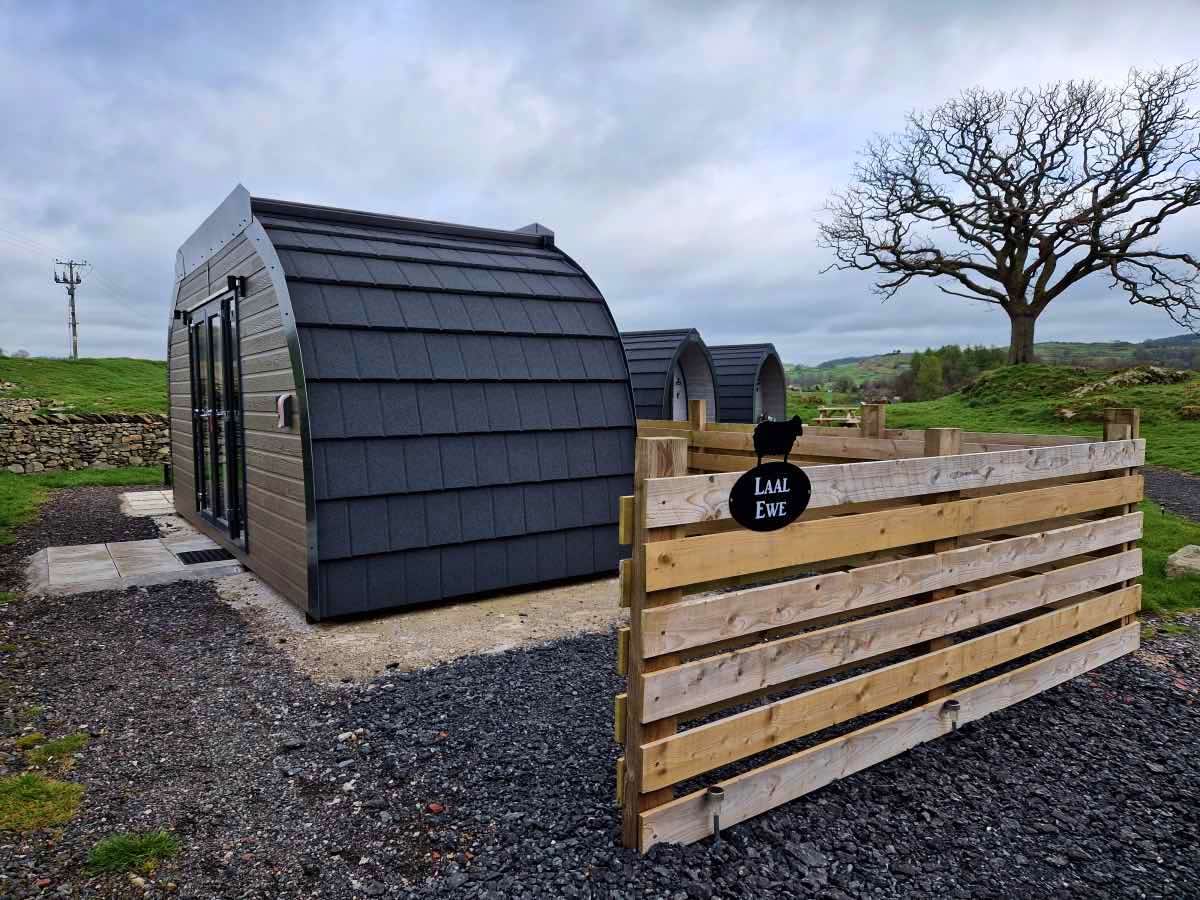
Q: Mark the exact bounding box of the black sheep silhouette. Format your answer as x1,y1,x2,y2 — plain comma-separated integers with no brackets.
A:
753,415,804,464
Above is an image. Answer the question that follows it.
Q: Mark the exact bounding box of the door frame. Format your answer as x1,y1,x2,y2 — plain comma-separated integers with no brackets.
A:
185,276,247,546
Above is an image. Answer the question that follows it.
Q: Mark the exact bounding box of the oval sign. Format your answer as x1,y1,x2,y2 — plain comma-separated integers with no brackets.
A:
728,462,812,532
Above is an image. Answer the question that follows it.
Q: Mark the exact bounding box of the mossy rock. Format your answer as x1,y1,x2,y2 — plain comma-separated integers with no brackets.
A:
963,365,1094,407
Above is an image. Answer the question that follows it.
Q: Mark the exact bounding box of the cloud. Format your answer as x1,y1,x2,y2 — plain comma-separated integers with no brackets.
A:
0,1,1198,364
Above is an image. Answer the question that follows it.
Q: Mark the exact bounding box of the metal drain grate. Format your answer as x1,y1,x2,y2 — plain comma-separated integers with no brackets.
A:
177,548,236,565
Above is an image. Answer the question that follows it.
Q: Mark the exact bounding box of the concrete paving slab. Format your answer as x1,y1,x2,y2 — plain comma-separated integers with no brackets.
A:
120,490,176,518
28,531,243,596
49,558,119,584
107,539,170,558
47,544,111,563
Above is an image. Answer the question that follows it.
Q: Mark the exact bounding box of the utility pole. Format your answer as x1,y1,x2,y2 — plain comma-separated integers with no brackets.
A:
54,259,89,360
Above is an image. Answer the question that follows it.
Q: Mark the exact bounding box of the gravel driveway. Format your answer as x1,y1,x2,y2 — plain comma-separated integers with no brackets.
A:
1143,466,1200,523
2,488,1198,899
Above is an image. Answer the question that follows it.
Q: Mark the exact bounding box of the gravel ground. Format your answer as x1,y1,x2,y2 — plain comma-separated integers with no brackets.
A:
1143,466,1200,523
2,487,1198,899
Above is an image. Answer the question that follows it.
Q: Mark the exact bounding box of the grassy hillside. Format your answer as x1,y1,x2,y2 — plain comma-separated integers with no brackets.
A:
0,357,167,415
788,333,1199,387
790,364,1200,473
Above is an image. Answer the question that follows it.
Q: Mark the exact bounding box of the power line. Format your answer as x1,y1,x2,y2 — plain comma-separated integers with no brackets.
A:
53,258,89,360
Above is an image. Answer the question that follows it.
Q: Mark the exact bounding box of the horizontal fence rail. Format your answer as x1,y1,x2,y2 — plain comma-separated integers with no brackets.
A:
617,401,1143,852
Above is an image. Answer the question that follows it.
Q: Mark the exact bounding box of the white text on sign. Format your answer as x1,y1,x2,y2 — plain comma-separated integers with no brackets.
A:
754,475,789,520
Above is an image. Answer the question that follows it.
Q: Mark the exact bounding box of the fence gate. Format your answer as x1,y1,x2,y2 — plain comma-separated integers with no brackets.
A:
615,405,1144,852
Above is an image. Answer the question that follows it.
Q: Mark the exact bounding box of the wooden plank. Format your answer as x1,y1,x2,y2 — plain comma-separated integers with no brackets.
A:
618,559,632,609
640,550,1140,720
860,403,886,439
642,513,1142,657
645,474,1143,591
1105,408,1142,629
921,428,962,704
639,624,1139,851
644,439,1145,528
687,452,844,472
961,431,1091,446
614,694,626,743
617,627,630,675
616,757,625,805
618,496,635,545
621,436,688,848
690,429,923,461
639,586,1139,791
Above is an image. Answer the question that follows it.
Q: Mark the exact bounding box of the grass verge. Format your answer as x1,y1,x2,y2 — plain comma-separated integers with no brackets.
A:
88,830,180,874
0,773,83,831
1139,501,1200,615
25,732,89,768
0,466,162,544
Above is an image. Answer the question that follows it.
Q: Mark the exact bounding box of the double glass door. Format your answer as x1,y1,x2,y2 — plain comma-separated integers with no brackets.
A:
188,292,244,541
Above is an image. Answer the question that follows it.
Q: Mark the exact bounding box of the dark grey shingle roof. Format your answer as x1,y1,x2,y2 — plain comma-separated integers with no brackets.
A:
619,329,718,421
707,343,786,423
255,200,634,617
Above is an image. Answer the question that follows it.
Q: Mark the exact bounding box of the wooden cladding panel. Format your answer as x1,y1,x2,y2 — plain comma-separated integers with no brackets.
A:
639,624,1139,850
642,513,1142,658
645,439,1145,529
640,550,1140,721
645,474,1142,591
639,586,1140,792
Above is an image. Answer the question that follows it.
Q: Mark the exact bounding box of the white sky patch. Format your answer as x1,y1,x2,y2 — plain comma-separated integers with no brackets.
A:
0,1,1197,363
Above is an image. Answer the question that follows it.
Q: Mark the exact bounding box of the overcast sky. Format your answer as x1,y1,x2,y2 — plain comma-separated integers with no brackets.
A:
1,1,1198,364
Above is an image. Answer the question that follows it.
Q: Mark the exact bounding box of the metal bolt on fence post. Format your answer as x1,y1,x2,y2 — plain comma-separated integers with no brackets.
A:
940,699,961,731
707,785,726,844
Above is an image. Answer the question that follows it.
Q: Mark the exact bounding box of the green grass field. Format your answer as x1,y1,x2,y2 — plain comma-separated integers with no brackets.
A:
789,365,1200,474
0,468,162,545
786,365,1200,614
0,357,166,415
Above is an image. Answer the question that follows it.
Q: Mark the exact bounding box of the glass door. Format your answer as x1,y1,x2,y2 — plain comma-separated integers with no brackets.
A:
187,289,244,541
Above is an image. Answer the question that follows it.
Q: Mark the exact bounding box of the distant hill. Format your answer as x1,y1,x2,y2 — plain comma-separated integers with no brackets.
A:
0,357,167,415
788,335,1200,386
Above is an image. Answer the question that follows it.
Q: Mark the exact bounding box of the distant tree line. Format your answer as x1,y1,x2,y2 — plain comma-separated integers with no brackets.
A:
877,345,1008,402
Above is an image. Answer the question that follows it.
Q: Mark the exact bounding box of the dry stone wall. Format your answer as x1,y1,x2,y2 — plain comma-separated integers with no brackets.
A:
0,396,39,417
0,412,169,474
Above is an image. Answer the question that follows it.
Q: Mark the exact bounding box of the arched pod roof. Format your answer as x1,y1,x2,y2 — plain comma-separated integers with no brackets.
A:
708,343,787,423
179,190,636,619
620,329,719,422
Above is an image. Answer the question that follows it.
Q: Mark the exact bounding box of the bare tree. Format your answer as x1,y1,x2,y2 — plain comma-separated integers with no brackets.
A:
819,65,1200,363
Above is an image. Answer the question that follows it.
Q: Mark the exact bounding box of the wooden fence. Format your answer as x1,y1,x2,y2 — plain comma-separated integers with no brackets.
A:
615,402,1143,852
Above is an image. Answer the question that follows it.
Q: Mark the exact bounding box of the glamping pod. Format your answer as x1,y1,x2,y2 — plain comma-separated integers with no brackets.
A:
168,186,635,619
708,343,787,423
620,329,719,422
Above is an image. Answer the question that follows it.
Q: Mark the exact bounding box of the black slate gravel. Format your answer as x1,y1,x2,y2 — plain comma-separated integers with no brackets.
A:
1,486,1198,898
1144,466,1200,523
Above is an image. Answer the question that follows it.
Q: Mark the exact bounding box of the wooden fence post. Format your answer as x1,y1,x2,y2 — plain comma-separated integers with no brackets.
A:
1104,408,1141,626
688,398,707,431
622,436,688,850
923,427,962,702
860,403,886,439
